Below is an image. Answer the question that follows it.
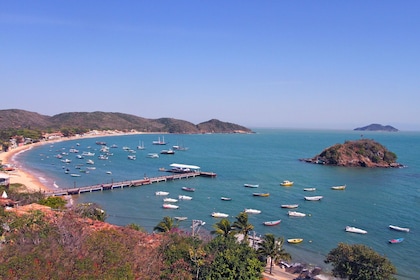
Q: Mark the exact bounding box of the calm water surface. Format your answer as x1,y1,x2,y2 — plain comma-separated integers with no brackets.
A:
17,129,420,279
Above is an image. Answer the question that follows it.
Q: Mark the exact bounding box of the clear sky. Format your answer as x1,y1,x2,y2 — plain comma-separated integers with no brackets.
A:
1,1,419,130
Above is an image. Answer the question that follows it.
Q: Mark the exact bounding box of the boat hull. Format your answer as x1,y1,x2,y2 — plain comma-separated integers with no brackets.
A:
263,220,281,226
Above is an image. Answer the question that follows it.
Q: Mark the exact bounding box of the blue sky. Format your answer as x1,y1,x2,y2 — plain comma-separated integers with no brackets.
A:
1,1,419,130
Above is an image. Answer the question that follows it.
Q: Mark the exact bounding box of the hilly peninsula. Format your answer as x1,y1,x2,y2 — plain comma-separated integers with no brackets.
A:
301,139,403,168
0,109,252,134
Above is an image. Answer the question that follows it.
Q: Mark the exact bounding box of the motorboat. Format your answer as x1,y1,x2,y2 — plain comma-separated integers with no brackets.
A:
221,197,232,201
280,180,294,186
345,226,367,234
155,191,169,196
182,187,195,192
252,193,270,197
160,149,175,155
281,204,299,209
211,212,229,218
70,173,81,177
163,198,178,203
288,211,306,217
303,188,316,192
86,159,94,165
287,238,303,244
178,195,193,200
389,225,410,232
389,238,404,244
174,216,188,221
263,220,281,226
304,196,323,201
162,204,179,209
244,208,261,214
331,185,346,190
244,183,259,188
147,153,159,158
127,155,136,160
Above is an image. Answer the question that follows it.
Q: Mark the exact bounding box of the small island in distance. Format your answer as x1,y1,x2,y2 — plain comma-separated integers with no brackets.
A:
354,123,398,132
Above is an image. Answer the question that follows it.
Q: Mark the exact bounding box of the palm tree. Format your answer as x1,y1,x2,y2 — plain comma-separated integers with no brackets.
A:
153,216,176,232
211,218,233,238
257,233,291,274
232,211,254,241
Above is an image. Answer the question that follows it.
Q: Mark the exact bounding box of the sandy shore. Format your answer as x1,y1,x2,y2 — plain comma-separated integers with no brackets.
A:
0,142,50,192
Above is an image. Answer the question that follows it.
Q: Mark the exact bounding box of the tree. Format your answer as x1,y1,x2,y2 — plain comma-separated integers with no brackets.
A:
325,243,397,280
232,211,254,241
257,233,291,274
211,218,233,238
154,216,176,233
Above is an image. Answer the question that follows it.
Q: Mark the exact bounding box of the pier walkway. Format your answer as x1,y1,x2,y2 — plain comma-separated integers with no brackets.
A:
45,171,216,196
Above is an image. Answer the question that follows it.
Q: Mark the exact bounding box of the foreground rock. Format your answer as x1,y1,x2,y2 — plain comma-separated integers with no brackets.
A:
301,139,403,168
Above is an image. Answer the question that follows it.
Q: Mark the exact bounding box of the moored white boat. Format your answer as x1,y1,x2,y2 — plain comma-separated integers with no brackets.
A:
304,196,323,201
211,212,229,218
288,211,306,217
147,153,159,158
331,185,346,190
178,195,193,200
174,216,188,221
303,188,316,192
281,204,299,209
389,225,410,232
162,204,179,209
155,191,169,196
221,197,232,201
163,198,178,203
244,208,261,214
263,220,281,226
244,183,259,188
345,226,367,234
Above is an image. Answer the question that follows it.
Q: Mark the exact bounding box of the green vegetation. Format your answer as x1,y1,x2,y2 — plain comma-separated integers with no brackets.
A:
74,202,107,222
325,243,397,280
38,196,67,210
257,233,291,274
153,216,177,233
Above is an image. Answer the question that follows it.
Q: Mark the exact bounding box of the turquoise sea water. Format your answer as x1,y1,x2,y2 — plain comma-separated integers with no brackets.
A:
16,129,420,279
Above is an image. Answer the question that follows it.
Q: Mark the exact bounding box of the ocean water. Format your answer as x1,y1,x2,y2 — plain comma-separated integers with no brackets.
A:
16,129,420,279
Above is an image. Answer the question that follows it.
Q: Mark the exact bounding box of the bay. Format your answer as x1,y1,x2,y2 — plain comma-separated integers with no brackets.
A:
17,129,420,279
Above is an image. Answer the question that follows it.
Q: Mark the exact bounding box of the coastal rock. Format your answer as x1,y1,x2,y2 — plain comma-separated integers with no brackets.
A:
301,139,403,168
354,123,398,132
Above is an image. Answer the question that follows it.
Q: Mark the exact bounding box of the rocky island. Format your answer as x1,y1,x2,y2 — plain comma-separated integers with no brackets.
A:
354,123,398,132
301,139,403,168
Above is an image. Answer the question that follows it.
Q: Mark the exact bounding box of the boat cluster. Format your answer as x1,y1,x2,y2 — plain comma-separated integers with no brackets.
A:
156,186,196,210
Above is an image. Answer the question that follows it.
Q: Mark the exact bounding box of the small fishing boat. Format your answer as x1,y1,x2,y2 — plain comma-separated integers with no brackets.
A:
263,220,281,226
345,226,367,234
70,173,81,177
331,185,346,190
303,188,316,192
162,204,179,209
221,197,232,201
147,153,159,158
182,186,195,192
211,212,229,218
106,171,112,174
389,238,404,244
163,198,178,203
280,180,294,186
174,216,188,221
127,155,136,160
288,211,306,217
244,183,259,188
281,204,299,209
304,196,323,201
252,192,270,197
389,225,410,232
178,195,193,200
287,238,303,244
155,191,169,196
160,149,175,155
244,208,261,214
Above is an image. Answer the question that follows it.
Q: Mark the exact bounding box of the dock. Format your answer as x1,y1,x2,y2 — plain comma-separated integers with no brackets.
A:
45,171,216,196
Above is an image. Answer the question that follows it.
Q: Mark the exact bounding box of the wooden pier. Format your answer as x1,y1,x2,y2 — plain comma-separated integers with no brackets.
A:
45,171,216,196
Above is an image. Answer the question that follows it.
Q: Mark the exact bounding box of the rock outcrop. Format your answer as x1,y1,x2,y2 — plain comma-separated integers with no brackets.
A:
301,139,403,168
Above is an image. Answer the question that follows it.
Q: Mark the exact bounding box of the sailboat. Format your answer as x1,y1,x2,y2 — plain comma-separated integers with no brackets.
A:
152,136,167,145
137,141,145,150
